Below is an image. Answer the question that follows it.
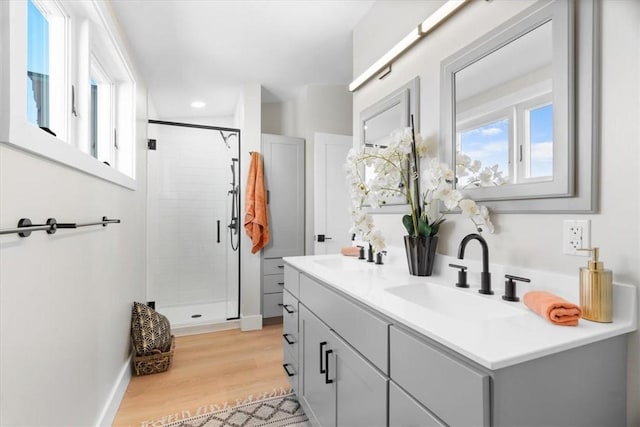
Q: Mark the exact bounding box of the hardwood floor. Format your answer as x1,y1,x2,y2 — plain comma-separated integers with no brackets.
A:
113,323,290,426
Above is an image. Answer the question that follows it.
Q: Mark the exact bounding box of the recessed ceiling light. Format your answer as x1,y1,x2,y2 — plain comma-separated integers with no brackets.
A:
191,101,206,108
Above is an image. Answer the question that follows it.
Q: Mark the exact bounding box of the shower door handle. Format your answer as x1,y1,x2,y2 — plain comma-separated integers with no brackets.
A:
216,220,220,243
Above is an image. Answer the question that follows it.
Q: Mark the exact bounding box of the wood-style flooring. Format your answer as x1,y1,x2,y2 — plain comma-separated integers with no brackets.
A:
113,322,290,426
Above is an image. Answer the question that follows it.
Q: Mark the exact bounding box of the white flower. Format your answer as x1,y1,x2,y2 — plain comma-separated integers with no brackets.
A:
443,189,463,210
459,199,479,217
368,229,386,251
346,126,497,244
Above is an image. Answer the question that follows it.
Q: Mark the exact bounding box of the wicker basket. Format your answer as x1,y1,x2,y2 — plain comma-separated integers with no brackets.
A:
132,335,175,376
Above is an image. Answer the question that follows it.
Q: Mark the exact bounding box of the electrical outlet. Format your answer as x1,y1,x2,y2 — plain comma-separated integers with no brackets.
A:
562,220,591,256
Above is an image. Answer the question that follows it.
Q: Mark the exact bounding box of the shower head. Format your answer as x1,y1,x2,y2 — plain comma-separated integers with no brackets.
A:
219,131,238,149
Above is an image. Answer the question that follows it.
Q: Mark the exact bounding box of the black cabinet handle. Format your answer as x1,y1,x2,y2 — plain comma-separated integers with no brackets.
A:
283,333,295,345
277,265,284,269
319,341,327,374
277,282,285,286
278,303,294,314
324,349,334,384
282,363,295,377
216,220,221,243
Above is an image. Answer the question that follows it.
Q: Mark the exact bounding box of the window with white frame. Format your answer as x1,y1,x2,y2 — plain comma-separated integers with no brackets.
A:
456,92,553,188
26,0,67,140
89,56,115,166
9,0,136,187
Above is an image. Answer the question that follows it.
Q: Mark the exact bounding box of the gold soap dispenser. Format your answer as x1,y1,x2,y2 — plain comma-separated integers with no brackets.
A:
578,247,613,322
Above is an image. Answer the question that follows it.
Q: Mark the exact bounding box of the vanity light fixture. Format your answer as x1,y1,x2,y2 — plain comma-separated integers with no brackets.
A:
191,101,206,108
348,0,469,92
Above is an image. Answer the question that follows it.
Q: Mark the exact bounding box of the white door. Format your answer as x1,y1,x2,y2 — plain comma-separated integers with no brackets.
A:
314,132,353,255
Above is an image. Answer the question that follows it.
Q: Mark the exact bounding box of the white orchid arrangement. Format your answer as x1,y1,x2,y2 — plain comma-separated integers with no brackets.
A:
345,124,494,251
456,151,508,188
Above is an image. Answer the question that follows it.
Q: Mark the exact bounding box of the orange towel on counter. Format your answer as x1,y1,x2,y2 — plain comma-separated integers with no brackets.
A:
341,246,360,257
244,152,270,254
523,291,582,326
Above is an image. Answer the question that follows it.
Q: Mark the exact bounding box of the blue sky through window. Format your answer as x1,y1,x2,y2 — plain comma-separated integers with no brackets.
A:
27,0,49,125
529,104,553,177
460,118,509,179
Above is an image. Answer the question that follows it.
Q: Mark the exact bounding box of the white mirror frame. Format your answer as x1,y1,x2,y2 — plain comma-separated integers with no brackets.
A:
441,0,599,213
359,77,420,214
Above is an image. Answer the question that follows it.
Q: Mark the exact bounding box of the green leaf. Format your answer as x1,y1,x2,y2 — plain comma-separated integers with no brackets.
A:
402,214,414,235
430,218,446,236
417,217,432,237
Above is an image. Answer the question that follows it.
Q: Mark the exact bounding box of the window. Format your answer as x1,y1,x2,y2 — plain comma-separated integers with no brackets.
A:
457,116,510,188
6,0,137,188
526,103,553,179
89,57,115,165
25,0,67,140
26,0,50,129
456,93,552,187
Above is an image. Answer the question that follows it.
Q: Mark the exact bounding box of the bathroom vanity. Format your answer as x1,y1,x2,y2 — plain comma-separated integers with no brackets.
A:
281,251,637,426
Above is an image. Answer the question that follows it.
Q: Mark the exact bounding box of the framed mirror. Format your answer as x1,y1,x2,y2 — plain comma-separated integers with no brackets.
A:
441,0,599,212
360,77,419,213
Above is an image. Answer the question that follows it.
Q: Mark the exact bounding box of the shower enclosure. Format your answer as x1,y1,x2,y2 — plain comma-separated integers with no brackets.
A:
147,120,240,332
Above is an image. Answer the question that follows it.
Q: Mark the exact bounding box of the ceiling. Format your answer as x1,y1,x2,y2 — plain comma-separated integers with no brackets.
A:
109,0,374,120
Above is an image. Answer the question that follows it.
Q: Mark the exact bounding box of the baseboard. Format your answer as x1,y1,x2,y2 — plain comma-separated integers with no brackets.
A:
240,314,263,331
96,354,132,426
173,319,240,337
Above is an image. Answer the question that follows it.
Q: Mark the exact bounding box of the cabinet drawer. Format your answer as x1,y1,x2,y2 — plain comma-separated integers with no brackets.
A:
299,274,389,373
389,381,445,427
282,289,299,358
263,257,286,275
284,265,300,298
390,326,490,426
264,274,285,294
263,292,283,318
283,346,299,395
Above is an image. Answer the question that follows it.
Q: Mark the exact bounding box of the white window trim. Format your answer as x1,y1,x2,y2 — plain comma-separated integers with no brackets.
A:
2,0,137,190
90,53,115,166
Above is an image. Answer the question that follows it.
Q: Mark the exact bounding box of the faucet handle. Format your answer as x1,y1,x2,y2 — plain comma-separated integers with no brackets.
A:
502,274,531,302
449,263,469,288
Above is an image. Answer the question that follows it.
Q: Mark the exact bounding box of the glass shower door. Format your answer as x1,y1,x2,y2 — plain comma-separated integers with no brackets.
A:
147,121,240,325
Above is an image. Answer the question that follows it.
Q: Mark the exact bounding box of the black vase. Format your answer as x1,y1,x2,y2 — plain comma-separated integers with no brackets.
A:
404,235,439,276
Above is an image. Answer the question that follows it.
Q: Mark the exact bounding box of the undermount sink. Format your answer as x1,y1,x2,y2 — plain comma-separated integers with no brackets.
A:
386,283,524,322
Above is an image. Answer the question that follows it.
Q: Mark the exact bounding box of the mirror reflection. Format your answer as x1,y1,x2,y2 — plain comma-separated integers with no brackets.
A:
359,77,419,212
362,98,407,206
454,20,553,189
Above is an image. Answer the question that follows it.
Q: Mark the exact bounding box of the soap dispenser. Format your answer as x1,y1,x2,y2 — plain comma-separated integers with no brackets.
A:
578,247,613,323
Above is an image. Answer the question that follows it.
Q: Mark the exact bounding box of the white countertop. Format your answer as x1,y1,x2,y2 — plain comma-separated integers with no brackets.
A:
284,247,637,370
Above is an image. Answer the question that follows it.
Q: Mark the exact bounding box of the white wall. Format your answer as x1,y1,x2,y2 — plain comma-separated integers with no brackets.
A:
261,85,353,255
0,77,148,427
0,2,148,425
235,84,263,330
352,0,640,424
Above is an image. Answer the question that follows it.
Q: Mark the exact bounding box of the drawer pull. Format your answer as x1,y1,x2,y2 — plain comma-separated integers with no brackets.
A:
320,341,327,374
278,282,285,286
283,333,295,345
282,363,295,377
277,265,285,269
278,303,295,314
324,349,334,384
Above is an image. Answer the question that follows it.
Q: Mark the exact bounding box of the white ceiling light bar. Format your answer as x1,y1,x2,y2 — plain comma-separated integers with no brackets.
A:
349,0,469,92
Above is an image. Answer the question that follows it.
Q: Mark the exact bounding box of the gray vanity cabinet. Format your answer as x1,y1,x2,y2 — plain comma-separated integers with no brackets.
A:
299,304,387,427
389,382,445,427
282,268,301,394
261,134,304,319
390,325,490,426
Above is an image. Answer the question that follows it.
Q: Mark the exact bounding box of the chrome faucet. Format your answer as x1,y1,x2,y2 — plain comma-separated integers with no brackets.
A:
457,233,493,295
